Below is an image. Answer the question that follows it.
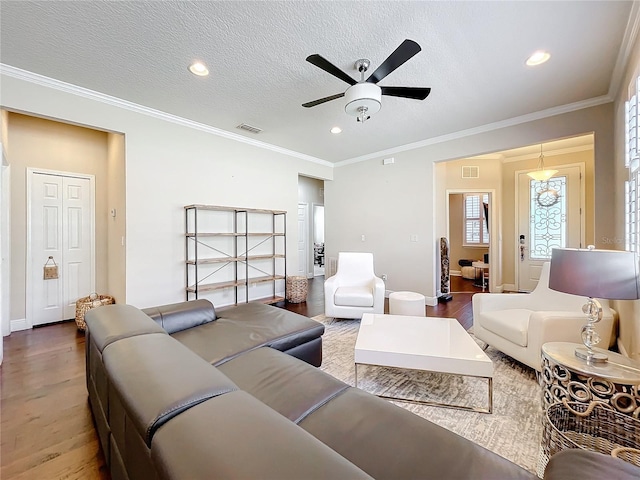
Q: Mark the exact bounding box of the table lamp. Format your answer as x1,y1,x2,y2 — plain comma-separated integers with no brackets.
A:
549,246,640,363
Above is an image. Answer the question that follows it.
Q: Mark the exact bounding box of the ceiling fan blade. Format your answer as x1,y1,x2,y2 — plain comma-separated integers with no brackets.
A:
381,86,431,100
302,92,345,108
306,54,357,86
366,39,422,84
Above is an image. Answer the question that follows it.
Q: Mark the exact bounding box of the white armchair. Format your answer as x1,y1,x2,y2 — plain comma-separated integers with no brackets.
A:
472,262,616,371
324,252,385,319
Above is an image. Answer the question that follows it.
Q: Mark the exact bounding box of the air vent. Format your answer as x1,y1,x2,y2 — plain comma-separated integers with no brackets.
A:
462,166,479,179
236,123,263,134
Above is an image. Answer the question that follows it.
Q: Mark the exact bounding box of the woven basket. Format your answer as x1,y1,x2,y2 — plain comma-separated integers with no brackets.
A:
542,400,640,469
286,276,308,303
75,293,115,331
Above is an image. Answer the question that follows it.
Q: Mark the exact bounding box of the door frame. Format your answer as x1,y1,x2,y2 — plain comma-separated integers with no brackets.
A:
25,168,96,329
514,162,585,291
297,202,309,278
445,188,499,293
312,203,324,275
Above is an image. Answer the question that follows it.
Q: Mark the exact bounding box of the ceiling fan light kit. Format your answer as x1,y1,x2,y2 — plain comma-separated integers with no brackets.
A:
345,83,381,121
302,39,431,123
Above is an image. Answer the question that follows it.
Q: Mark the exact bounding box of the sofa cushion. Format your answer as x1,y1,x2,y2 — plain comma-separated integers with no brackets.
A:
218,347,348,423
143,299,216,334
151,390,373,480
334,286,374,307
480,309,531,347
299,387,535,480
171,302,324,366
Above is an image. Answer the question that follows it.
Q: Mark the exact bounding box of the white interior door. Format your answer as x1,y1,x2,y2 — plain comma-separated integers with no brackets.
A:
517,165,583,291
297,203,308,277
30,172,94,326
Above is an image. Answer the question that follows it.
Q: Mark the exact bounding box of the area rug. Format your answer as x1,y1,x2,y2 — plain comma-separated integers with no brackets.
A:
312,314,543,475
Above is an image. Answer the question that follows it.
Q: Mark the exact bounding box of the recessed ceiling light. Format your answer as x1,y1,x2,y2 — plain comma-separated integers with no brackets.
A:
526,51,550,66
330,127,342,134
188,62,209,76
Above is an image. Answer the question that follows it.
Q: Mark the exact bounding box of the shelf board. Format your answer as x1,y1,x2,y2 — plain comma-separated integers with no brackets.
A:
185,204,286,215
186,233,243,237
187,255,285,265
186,279,247,293
186,257,240,265
186,232,285,237
238,254,286,261
246,275,286,285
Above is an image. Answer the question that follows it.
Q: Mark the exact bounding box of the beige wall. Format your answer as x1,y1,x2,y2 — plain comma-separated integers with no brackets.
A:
500,148,595,287
443,157,501,283
7,113,110,320
107,132,126,303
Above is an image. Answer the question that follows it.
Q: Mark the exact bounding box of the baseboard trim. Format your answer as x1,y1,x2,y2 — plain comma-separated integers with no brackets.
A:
503,284,517,292
11,318,29,332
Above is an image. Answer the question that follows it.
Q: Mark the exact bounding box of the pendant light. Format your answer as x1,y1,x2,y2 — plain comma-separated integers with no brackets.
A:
527,144,558,181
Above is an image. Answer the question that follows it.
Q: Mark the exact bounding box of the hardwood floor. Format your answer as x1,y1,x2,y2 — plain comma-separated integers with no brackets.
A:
1,276,477,479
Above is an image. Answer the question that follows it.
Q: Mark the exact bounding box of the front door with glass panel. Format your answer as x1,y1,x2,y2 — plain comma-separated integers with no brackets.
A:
517,165,583,291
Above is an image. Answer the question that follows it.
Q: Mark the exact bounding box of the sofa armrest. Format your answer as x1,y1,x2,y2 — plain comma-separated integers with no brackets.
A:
324,274,339,298
527,309,617,358
372,277,385,312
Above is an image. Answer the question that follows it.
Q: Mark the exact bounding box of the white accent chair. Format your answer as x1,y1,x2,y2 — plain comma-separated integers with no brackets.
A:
324,252,385,319
472,262,617,371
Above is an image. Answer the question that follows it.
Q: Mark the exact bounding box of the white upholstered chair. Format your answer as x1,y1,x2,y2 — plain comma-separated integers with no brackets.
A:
472,262,617,371
324,252,385,319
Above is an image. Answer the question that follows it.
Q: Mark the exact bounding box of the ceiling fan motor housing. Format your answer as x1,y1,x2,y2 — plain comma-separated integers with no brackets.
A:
345,83,382,116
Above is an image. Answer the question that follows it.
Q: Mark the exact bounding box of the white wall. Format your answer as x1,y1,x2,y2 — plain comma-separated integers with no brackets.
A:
1,73,333,310
331,103,614,305
326,152,435,300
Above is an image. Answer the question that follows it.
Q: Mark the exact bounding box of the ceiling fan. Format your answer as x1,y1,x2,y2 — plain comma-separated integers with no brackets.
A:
302,39,431,123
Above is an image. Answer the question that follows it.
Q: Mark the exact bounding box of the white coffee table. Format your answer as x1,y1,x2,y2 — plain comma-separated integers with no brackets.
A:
354,313,494,413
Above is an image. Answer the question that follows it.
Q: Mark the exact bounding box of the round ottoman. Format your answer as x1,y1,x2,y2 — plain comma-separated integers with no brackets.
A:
389,291,426,316
286,276,308,303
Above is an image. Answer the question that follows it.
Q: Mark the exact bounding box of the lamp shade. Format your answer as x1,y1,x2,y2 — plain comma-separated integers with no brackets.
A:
549,248,640,300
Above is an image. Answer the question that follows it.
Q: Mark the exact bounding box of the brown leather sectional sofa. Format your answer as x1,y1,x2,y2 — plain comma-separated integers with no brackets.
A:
85,299,639,480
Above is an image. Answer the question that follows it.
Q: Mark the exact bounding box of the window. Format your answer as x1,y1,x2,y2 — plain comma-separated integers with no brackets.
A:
625,76,640,254
463,193,489,246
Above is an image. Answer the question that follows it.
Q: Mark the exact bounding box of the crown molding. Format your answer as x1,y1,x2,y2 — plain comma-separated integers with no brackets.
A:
0,64,333,168
336,95,612,167
608,0,640,99
0,64,613,170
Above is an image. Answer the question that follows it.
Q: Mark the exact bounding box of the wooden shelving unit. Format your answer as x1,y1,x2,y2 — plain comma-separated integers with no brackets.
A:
185,204,286,305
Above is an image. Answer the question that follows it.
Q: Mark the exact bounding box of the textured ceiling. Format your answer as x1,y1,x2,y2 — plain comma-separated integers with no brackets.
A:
0,1,634,163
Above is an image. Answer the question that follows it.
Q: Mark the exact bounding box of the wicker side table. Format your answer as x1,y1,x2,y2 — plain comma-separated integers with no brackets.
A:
286,276,308,303
540,342,640,415
537,342,640,476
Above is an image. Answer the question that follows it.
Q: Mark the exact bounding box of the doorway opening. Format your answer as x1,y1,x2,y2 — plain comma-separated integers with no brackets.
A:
297,175,325,279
